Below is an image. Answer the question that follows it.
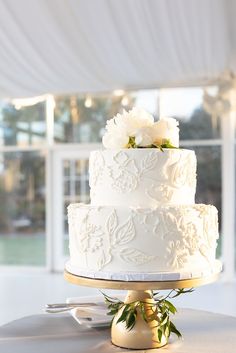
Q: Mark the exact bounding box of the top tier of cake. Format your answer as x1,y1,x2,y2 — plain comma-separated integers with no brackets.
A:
89,148,196,207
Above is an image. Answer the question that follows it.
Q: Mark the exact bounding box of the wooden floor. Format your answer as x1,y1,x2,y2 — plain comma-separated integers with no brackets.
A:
0,272,236,326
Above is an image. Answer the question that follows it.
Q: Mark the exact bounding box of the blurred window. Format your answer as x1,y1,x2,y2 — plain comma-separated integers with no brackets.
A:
54,90,159,143
0,87,224,269
0,101,46,147
0,151,46,265
160,87,221,140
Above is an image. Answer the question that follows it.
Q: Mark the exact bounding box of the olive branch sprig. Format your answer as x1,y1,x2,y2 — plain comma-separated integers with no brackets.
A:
102,288,194,343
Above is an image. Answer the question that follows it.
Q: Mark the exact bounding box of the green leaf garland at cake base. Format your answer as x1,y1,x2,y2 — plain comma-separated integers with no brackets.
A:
102,288,193,348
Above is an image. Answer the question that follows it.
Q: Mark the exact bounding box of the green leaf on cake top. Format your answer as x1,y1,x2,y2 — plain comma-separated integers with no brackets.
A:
102,107,179,149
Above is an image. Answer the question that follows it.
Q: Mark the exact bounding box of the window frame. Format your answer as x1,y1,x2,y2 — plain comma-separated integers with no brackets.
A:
0,92,234,281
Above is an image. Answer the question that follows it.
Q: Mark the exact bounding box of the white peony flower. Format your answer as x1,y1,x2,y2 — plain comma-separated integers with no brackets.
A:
102,108,179,149
134,126,154,147
128,107,154,129
102,132,129,149
103,107,154,148
153,117,179,147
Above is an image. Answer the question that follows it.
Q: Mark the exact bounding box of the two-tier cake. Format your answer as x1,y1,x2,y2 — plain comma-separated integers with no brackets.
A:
66,108,221,281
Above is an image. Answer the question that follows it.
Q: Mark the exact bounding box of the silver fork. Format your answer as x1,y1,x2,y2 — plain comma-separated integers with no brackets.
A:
45,307,92,314
45,307,77,314
45,302,99,309
45,302,105,314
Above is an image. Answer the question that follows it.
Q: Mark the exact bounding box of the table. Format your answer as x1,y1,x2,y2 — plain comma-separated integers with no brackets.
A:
0,309,235,353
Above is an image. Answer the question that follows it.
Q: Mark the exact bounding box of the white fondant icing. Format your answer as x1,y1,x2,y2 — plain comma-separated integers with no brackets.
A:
68,203,219,274
67,146,221,281
89,148,197,207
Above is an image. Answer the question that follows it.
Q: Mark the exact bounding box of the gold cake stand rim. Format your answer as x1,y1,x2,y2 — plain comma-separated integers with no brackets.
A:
64,269,220,290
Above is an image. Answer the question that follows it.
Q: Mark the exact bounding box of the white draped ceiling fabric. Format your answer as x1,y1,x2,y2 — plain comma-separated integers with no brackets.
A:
0,0,236,98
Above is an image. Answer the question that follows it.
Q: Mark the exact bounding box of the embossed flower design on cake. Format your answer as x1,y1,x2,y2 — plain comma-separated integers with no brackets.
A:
157,210,183,239
184,234,200,255
132,208,158,226
109,151,139,193
166,240,188,269
146,184,174,205
79,215,104,253
108,150,163,195
104,209,156,267
179,218,197,238
202,210,219,248
170,154,196,189
89,151,105,197
77,208,157,271
175,211,200,255
111,171,138,193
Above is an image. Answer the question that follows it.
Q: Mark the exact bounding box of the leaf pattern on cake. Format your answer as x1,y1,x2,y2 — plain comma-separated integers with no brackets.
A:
140,151,159,174
97,251,112,270
113,151,130,166
105,209,118,235
89,151,105,199
203,207,219,248
76,207,157,270
130,204,219,270
120,248,156,265
110,150,159,194
71,204,219,272
113,217,135,246
170,152,196,188
89,149,197,206
89,151,104,189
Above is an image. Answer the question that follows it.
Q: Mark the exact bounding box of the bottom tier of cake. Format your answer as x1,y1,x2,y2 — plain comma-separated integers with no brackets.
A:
67,203,219,276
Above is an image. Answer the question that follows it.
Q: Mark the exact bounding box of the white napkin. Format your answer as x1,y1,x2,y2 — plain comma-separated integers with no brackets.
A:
66,296,110,328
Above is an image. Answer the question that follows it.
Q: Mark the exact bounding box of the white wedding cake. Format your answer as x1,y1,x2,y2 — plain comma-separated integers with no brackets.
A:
66,108,221,281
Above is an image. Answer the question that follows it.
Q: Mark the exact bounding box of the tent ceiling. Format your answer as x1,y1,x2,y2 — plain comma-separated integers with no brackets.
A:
0,0,235,98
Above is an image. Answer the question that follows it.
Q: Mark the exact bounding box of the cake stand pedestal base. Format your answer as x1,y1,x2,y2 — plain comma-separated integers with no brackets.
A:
111,290,167,349
64,270,220,350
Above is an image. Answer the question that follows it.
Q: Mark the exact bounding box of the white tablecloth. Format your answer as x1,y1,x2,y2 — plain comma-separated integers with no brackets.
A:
0,309,235,353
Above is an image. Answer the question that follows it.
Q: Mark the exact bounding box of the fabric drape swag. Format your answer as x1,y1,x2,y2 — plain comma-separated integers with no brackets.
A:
0,0,235,98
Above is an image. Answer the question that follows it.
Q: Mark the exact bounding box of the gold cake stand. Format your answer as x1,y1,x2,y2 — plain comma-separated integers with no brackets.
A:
64,270,220,350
